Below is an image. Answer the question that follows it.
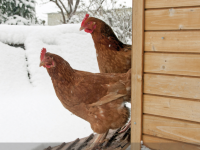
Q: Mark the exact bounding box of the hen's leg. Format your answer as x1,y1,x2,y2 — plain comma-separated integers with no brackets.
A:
119,120,131,133
89,131,108,149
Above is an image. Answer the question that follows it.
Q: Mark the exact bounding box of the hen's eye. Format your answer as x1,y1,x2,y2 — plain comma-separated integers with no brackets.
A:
87,22,90,24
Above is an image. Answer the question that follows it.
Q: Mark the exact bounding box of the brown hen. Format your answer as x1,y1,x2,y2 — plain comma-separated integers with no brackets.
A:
80,14,132,134
39,48,131,148
80,14,131,74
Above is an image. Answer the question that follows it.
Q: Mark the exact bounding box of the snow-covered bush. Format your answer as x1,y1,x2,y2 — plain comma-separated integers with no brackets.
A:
94,8,132,44
0,0,40,25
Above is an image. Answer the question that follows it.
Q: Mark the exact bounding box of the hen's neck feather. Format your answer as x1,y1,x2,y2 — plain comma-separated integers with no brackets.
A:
46,54,75,84
91,20,124,51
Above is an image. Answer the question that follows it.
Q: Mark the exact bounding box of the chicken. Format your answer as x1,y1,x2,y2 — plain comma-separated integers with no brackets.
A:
79,14,132,74
39,48,131,148
80,14,132,133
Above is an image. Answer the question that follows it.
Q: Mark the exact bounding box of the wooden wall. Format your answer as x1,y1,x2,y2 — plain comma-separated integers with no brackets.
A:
132,0,200,150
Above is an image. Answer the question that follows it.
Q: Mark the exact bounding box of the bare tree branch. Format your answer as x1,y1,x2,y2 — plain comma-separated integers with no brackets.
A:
68,0,73,14
58,0,69,16
50,0,66,24
94,0,105,14
72,0,80,15
67,0,80,23
49,0,80,23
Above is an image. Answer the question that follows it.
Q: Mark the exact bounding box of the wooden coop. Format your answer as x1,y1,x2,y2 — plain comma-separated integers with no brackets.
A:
132,0,200,150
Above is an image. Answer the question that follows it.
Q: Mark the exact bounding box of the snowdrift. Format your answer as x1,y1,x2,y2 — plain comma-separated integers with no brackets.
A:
0,24,99,142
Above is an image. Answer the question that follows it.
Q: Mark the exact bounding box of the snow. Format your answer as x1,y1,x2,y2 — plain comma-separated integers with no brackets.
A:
0,43,30,96
5,15,32,25
0,24,98,144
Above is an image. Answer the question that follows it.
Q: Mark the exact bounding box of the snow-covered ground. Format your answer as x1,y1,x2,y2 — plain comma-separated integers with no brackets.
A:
0,24,98,148
0,24,149,150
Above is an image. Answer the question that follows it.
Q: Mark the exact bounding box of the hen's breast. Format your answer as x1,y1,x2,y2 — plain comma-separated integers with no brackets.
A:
51,76,109,121
52,81,91,121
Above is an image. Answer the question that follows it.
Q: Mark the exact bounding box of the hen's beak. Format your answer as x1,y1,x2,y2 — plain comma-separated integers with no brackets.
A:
79,26,85,31
39,61,45,67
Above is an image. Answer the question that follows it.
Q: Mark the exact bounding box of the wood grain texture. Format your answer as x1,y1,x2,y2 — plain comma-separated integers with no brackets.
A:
144,74,200,99
145,8,200,30
131,0,145,149
144,53,200,76
145,0,200,9
143,135,200,150
145,31,200,52
143,115,200,145
143,95,200,122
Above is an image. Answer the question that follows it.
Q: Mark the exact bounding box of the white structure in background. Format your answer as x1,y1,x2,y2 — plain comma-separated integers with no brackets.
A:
47,8,132,26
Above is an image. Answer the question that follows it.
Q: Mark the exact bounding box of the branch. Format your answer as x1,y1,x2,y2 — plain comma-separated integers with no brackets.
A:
68,0,73,15
94,0,105,15
50,0,66,24
72,0,80,15
58,0,69,17
82,1,94,15
56,0,80,23
79,0,98,16
67,0,80,23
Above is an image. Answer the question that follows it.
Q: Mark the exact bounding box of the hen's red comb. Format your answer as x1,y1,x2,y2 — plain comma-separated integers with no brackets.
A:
40,48,46,61
81,14,89,26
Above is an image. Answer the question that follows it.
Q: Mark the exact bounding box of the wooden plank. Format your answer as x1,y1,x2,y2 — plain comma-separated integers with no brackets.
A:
145,31,200,53
143,135,200,150
44,146,52,150
144,53,200,76
56,142,66,150
132,0,145,149
143,95,200,122
76,134,94,150
65,138,80,150
144,74,200,99
145,0,200,9
145,8,200,30
143,115,200,145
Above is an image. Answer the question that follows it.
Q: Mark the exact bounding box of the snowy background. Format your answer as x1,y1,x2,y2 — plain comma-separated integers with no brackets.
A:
0,24,98,145
35,0,132,24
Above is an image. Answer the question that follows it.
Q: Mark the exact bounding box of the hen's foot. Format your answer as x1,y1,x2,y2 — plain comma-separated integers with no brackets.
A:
119,120,131,133
89,131,108,150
